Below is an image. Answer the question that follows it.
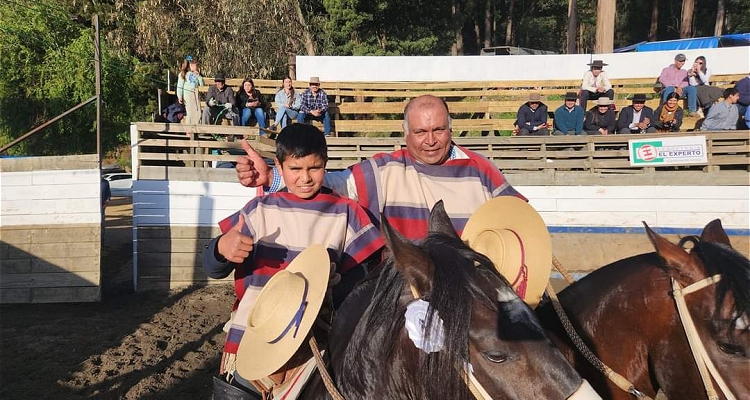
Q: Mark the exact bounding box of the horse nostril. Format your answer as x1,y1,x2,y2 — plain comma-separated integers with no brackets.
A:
483,351,509,363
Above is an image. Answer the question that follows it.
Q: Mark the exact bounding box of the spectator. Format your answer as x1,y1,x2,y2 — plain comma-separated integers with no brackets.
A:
297,77,331,136
583,98,616,135
553,92,584,135
235,78,266,129
271,77,302,131
235,95,525,240
735,74,750,116
516,93,549,136
700,88,740,131
176,55,204,125
688,56,724,115
745,105,750,129
653,92,684,132
100,178,111,239
201,73,240,126
658,53,700,117
616,94,656,134
204,124,383,396
580,60,614,110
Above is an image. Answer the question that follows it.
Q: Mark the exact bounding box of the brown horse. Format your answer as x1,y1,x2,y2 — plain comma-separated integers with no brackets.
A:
538,220,750,400
302,201,598,399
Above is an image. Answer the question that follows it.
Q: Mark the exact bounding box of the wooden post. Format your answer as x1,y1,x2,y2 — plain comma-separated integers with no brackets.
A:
288,53,296,80
680,0,695,38
594,0,615,54
567,0,577,54
93,14,102,170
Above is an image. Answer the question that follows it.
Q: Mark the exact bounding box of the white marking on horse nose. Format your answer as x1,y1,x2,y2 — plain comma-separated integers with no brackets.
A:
735,313,750,330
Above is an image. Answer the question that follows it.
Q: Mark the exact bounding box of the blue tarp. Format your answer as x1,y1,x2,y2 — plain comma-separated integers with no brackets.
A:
615,33,750,52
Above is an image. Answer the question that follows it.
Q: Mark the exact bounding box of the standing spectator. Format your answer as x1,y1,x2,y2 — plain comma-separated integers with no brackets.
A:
515,93,549,136
653,92,684,132
297,77,331,136
100,178,111,240
553,92,584,135
201,73,240,126
616,94,656,134
176,55,204,125
235,78,266,129
735,74,750,116
658,53,700,117
580,60,614,110
583,98,616,135
700,88,740,131
688,56,723,115
271,77,302,131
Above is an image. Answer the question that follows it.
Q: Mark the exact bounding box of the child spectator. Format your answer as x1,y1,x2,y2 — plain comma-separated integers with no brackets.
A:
580,60,614,110
516,92,549,136
176,55,204,125
616,94,656,134
271,77,302,131
583,98,616,135
553,92,584,135
235,78,267,129
700,88,740,131
202,123,384,394
653,92,684,132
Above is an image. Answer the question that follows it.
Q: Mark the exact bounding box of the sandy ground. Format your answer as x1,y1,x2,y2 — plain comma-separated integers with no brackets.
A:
0,197,233,399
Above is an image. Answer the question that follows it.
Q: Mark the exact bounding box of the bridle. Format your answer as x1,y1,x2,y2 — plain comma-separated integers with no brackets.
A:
671,274,737,400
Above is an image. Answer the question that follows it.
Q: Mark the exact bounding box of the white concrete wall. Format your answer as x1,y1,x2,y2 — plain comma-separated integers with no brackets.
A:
297,47,750,82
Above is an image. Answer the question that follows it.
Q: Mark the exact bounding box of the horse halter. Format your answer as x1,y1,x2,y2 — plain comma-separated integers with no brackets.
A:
671,274,737,400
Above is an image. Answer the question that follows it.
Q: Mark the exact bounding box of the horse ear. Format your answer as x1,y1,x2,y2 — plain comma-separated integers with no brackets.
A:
643,222,704,283
428,200,459,239
700,219,731,247
381,213,434,296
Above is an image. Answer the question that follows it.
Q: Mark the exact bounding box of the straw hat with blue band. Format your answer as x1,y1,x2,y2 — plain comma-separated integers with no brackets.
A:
461,197,553,308
236,245,330,380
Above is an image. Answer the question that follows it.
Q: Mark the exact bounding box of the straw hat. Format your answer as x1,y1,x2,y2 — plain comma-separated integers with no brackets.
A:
236,245,330,380
461,197,552,308
596,98,614,106
309,76,321,84
528,92,542,102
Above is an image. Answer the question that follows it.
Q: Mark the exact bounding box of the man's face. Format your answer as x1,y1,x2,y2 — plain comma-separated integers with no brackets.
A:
529,101,540,110
216,80,226,90
310,82,320,94
591,67,602,77
675,59,686,69
727,93,740,104
404,100,452,165
565,99,576,108
632,101,645,111
276,154,326,199
598,105,610,114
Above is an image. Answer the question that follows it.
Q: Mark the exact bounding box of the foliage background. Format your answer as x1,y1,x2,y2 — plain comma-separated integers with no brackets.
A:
1,0,748,156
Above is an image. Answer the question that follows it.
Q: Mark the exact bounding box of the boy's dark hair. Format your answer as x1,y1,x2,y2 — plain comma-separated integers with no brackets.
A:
276,124,328,165
723,87,739,99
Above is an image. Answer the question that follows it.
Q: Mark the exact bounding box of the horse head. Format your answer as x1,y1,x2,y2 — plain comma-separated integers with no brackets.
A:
646,219,750,399
333,201,595,399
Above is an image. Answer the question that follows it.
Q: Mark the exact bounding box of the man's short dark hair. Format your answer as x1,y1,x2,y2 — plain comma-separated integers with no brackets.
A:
276,124,328,165
724,87,739,99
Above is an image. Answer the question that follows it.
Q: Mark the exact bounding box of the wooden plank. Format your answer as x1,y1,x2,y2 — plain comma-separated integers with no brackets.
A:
137,225,221,239
2,242,100,259
1,183,99,201
138,166,240,182
0,154,98,173
0,271,100,289
0,213,101,226
137,278,229,291
137,238,213,253
138,265,210,281
2,259,31,274
2,198,100,216
138,252,202,267
32,257,100,273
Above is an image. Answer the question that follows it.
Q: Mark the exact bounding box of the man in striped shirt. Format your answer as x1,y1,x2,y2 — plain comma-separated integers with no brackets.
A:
235,95,525,240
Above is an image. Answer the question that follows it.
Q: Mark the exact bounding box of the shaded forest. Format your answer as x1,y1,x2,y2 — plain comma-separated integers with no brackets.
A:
1,0,748,155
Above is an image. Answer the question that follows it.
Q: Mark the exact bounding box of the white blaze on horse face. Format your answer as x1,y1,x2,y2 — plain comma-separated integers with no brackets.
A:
734,312,750,331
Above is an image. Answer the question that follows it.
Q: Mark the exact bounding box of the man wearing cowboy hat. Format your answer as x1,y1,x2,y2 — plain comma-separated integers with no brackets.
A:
297,77,332,136
658,53,700,118
553,92,584,135
201,72,241,126
583,98,616,135
234,95,525,240
580,59,614,111
616,94,657,134
515,92,550,136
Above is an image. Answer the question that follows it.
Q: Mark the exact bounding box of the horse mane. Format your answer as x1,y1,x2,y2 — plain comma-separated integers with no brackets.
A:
340,231,500,399
680,236,750,335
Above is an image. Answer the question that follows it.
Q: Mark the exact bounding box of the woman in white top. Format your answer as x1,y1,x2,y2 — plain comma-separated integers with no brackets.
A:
271,77,302,130
176,56,204,125
688,56,723,112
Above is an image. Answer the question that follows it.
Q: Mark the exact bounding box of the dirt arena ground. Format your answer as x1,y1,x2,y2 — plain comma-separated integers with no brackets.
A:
0,197,233,399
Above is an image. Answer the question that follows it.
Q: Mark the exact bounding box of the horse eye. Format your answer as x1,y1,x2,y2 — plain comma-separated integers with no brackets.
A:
718,342,746,357
482,351,509,363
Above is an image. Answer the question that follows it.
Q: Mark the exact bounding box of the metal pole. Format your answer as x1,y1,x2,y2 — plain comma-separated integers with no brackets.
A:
93,14,102,170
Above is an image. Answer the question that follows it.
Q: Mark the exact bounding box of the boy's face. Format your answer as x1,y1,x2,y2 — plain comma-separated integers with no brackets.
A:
276,154,326,199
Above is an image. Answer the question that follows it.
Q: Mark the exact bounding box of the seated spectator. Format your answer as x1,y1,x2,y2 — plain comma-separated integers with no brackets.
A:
616,94,656,134
580,60,614,110
553,92,584,135
298,77,331,136
745,105,750,129
735,74,750,116
516,92,549,136
688,56,723,115
235,78,267,129
653,92,684,132
658,53,700,117
583,98,616,135
271,77,302,131
201,73,240,126
700,88,740,131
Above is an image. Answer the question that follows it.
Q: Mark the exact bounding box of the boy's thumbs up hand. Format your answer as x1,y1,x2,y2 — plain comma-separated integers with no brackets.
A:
218,214,254,264
236,139,272,188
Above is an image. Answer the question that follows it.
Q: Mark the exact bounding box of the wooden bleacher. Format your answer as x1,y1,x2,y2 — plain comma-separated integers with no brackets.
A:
170,75,746,136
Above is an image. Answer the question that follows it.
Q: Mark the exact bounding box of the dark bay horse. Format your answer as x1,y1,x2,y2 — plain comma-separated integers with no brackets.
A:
302,201,598,399
538,220,750,400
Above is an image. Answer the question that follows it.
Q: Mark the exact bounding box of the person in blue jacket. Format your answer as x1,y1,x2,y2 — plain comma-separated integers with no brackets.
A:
553,92,584,135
